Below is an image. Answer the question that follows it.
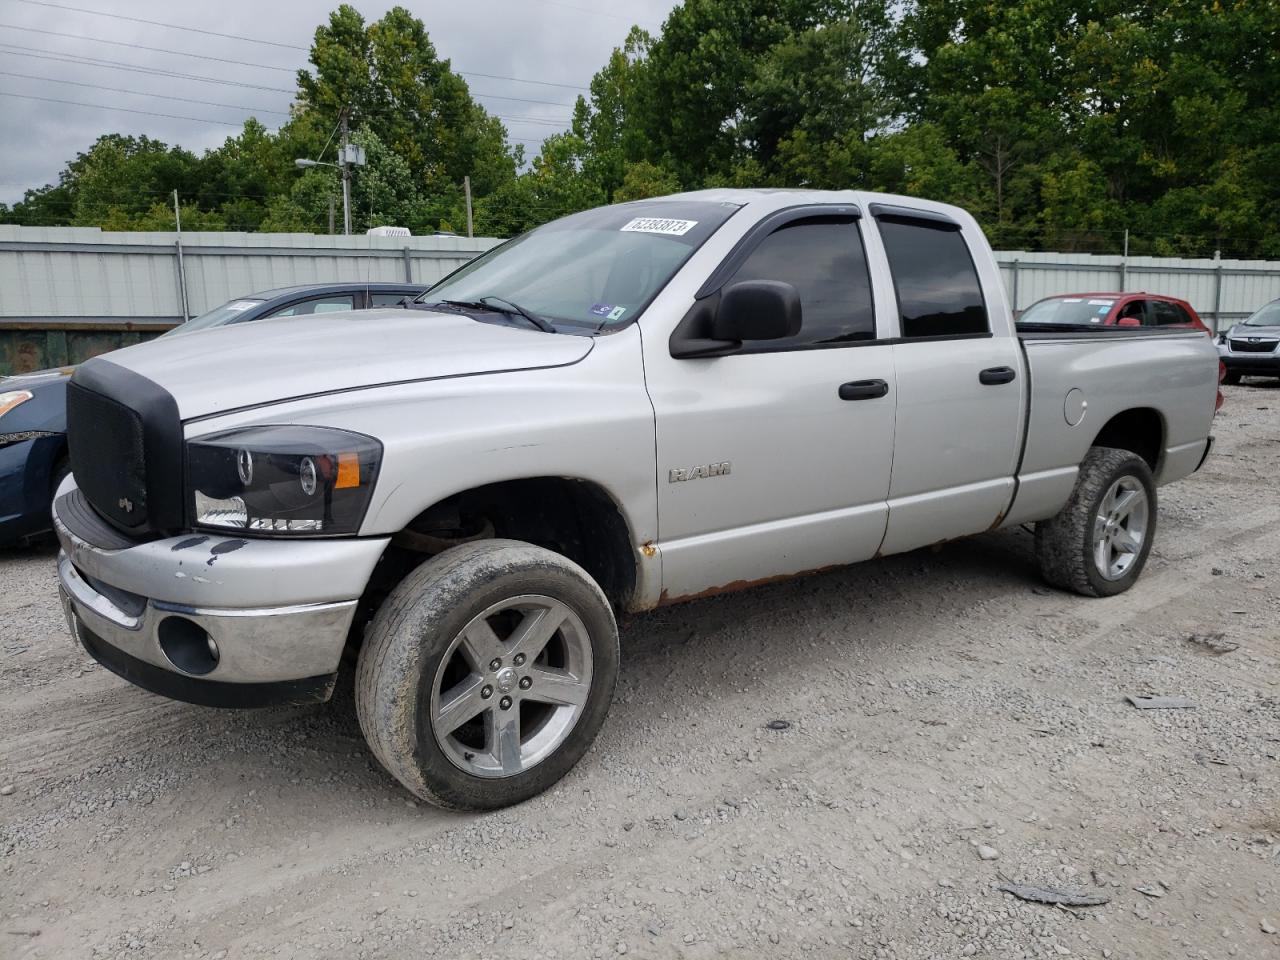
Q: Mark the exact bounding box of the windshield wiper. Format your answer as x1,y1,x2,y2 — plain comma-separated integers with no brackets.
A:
476,295,556,333
423,296,556,333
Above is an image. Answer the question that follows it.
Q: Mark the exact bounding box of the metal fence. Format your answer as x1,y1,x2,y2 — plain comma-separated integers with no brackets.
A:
3,224,1279,374
997,250,1280,333
0,225,501,374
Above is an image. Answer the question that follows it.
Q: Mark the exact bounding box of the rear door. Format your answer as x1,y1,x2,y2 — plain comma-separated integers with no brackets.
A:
870,206,1025,555
644,208,898,600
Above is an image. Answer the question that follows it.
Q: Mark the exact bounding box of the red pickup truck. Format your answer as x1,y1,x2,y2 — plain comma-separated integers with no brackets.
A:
1017,292,1209,333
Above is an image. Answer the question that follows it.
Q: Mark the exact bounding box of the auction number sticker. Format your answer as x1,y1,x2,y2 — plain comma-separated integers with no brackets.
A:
621,217,698,236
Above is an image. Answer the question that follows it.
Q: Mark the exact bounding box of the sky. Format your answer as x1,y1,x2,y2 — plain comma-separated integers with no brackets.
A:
0,0,681,208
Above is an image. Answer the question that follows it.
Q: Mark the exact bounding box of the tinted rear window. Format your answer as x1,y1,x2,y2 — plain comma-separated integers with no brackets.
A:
878,219,988,338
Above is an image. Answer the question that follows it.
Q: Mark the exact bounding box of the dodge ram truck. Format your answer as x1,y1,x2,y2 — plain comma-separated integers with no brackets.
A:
52,190,1220,810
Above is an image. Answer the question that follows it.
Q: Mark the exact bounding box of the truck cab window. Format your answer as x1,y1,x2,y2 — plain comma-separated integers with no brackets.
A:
728,217,875,351
878,219,988,338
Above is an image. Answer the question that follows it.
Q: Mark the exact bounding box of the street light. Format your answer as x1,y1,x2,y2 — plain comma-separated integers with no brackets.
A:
293,108,364,236
293,157,348,236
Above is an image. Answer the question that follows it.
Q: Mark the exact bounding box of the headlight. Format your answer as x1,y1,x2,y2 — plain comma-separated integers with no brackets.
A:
0,390,33,419
187,425,382,536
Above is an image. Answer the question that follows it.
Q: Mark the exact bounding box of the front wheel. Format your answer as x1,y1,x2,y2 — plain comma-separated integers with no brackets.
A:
1035,447,1157,597
355,539,619,810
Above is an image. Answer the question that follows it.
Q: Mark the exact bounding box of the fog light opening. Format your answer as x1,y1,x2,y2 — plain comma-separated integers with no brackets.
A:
157,616,219,676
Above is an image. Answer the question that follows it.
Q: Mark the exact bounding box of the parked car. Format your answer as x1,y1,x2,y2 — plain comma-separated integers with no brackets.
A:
0,282,425,547
1216,297,1280,384
51,191,1219,810
1017,292,1209,332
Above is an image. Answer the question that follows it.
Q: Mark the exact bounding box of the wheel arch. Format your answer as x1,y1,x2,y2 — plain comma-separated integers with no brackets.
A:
1089,407,1165,471
372,476,640,614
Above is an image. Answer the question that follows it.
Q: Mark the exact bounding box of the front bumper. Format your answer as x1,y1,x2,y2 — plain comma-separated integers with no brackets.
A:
53,479,389,707
1219,348,1280,374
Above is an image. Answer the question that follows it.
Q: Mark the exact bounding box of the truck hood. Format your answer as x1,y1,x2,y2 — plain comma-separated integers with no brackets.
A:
96,309,594,420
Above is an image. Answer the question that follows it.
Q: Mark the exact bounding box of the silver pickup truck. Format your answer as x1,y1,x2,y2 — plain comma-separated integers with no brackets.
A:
53,190,1220,810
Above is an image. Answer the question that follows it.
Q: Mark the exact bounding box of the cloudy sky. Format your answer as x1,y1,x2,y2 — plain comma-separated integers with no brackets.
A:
0,0,681,208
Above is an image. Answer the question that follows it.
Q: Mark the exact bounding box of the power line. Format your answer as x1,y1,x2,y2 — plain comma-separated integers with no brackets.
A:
0,45,296,93
0,23,298,72
0,89,270,125
0,70,290,115
9,0,308,50
471,90,578,109
1,24,584,103
0,48,570,125
5,2,591,91
463,71,586,91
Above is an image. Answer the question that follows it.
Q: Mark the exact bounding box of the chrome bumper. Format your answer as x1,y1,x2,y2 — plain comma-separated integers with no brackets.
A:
58,552,357,685
53,479,389,701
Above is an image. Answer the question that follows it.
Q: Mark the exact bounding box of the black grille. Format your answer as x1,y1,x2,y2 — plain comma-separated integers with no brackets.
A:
67,381,149,531
1230,338,1278,353
65,359,185,535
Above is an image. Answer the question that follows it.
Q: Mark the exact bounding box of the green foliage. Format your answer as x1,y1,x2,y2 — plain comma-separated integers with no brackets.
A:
3,1,1278,257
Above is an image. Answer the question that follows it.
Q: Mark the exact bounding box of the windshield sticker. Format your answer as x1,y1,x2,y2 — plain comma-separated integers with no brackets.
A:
1088,299,1114,306
226,300,256,311
621,217,698,236
1063,298,1084,302
1098,306,1110,314
589,303,630,321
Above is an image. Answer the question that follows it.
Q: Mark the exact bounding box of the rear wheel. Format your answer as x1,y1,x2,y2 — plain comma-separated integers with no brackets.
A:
355,539,619,810
1035,447,1157,597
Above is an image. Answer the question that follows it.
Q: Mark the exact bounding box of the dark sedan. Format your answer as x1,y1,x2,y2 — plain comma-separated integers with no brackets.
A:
0,281,426,547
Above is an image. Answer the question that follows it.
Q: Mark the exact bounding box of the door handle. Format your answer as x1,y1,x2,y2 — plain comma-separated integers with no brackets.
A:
979,366,1017,385
838,379,889,401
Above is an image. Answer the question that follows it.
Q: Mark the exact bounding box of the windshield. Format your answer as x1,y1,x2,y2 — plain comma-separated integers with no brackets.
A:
1243,299,1280,327
419,200,741,331
1018,296,1116,326
165,298,264,336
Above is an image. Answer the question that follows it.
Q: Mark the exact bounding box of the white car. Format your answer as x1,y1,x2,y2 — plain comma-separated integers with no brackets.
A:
53,189,1221,809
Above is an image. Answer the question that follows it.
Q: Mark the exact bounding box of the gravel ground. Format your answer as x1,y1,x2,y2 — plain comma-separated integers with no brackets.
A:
2,383,1278,960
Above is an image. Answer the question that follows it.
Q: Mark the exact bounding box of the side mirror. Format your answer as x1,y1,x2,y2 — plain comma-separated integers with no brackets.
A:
668,280,803,359
713,280,802,343
1116,315,1142,328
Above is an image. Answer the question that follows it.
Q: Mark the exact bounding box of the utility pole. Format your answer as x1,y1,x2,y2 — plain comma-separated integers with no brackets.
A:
464,175,473,238
172,189,190,321
328,196,335,235
339,107,352,236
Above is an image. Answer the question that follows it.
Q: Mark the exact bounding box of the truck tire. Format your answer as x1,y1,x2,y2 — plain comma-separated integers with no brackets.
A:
1035,446,1157,598
1222,370,1241,385
355,539,619,810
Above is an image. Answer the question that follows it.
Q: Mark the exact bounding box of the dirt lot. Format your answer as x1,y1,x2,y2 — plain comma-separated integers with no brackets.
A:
2,385,1278,960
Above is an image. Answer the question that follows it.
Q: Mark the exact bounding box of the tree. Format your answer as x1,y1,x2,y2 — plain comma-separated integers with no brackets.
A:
296,5,518,198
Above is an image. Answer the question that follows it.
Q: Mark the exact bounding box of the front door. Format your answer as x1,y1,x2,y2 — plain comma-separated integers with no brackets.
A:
642,211,898,601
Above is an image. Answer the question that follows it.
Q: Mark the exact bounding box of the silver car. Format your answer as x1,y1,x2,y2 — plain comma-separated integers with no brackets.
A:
1217,298,1280,383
